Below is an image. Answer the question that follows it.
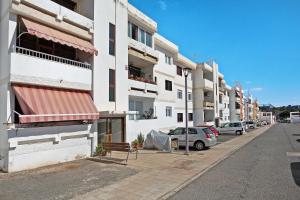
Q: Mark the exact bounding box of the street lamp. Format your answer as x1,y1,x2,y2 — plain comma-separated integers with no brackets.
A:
183,68,191,155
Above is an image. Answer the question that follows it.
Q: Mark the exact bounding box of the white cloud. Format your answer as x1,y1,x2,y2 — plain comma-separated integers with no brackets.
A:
251,87,263,92
158,0,167,11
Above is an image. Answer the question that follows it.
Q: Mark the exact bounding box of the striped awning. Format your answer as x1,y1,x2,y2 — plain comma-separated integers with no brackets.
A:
12,84,99,124
21,17,98,55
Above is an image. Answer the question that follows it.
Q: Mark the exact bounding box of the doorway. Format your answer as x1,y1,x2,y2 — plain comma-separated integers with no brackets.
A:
97,117,125,144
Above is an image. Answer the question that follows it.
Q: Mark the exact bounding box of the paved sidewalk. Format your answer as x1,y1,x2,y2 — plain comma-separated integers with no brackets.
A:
0,159,136,200
72,126,272,200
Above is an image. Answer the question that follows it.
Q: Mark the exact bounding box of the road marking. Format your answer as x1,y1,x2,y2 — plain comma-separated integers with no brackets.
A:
286,152,300,157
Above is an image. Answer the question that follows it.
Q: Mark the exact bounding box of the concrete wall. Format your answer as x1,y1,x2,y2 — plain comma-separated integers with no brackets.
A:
7,124,95,172
93,0,128,112
0,0,13,171
10,53,92,90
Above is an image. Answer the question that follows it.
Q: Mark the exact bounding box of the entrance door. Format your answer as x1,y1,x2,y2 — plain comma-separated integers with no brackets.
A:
97,118,125,144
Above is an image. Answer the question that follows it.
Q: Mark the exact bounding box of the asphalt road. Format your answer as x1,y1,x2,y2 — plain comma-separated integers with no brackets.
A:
169,123,300,200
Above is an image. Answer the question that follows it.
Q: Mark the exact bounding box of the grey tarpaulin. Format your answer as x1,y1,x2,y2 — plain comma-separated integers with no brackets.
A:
144,130,172,152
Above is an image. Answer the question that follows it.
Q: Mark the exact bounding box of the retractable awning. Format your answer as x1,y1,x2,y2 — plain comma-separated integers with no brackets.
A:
21,17,98,55
12,84,99,123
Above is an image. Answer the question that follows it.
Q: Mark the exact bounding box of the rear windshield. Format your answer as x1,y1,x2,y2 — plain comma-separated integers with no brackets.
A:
202,128,214,135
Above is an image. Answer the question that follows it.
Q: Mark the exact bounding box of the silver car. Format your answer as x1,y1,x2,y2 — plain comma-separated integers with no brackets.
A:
168,127,217,151
218,121,245,135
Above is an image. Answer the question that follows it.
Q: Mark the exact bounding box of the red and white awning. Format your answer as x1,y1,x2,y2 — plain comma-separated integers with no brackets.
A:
21,17,98,55
12,84,99,123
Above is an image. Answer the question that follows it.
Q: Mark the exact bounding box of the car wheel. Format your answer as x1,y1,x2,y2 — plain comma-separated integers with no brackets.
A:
194,141,205,151
236,130,242,135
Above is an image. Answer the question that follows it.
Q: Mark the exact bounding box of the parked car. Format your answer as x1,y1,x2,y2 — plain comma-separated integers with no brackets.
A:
218,122,245,135
246,121,256,129
197,125,219,137
168,127,217,151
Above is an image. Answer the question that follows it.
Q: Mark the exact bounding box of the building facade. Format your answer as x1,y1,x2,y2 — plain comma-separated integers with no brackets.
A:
229,87,244,122
0,0,259,172
0,0,100,172
0,0,197,172
192,61,230,127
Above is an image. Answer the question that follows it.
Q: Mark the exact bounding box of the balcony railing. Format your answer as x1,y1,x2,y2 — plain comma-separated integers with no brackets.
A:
128,111,157,121
128,75,156,85
15,46,92,70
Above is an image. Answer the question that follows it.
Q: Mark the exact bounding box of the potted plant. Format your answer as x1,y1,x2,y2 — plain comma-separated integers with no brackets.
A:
137,133,144,148
131,139,139,149
95,144,106,156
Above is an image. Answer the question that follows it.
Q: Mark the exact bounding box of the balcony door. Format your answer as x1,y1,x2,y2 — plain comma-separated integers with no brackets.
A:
98,118,125,144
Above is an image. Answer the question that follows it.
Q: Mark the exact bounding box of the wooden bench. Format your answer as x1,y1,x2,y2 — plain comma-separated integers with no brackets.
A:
102,142,135,165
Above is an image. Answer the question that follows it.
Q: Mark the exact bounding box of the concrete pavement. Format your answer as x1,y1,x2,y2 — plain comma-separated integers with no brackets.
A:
72,126,271,200
169,123,300,200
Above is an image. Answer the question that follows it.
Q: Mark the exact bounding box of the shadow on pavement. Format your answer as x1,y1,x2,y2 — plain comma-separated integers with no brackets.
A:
290,162,300,187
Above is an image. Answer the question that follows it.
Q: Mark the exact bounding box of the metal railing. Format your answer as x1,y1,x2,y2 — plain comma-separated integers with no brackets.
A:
15,46,92,70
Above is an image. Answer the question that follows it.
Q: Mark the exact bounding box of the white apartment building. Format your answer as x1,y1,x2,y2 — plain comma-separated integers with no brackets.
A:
0,0,99,172
258,112,275,124
126,33,195,142
193,61,230,127
290,112,300,123
244,95,254,121
219,80,231,125
229,87,244,122
0,0,197,172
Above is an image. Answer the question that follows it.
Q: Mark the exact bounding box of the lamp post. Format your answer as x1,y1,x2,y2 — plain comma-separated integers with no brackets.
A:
183,68,191,155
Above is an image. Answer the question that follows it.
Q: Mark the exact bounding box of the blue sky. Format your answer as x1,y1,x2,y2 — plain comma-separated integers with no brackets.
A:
129,0,300,106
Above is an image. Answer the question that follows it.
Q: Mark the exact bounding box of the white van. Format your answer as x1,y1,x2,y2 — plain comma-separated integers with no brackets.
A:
218,121,245,135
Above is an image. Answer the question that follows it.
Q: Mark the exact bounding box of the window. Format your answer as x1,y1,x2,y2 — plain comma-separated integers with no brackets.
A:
146,32,152,47
172,128,184,135
109,23,116,56
51,0,76,10
219,95,223,103
188,92,192,101
128,22,153,48
165,55,172,65
177,89,183,99
165,80,172,91
109,69,115,102
131,23,138,40
188,128,197,135
177,66,182,76
189,113,193,121
177,113,183,122
166,106,172,117
139,29,145,44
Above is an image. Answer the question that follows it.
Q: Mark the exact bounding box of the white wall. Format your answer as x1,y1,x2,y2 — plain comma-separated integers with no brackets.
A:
93,0,128,112
10,53,92,90
0,1,14,171
7,124,95,172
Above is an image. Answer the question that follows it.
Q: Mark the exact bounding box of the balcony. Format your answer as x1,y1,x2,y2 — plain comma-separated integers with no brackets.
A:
11,47,92,90
20,0,94,31
202,79,214,90
128,77,158,99
203,101,214,109
128,38,159,64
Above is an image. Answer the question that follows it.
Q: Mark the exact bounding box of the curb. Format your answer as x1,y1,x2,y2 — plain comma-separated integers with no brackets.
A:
159,125,273,200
